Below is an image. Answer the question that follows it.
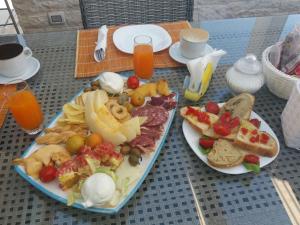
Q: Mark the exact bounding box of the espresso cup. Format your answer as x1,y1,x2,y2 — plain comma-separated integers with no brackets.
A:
180,28,209,59
0,43,32,77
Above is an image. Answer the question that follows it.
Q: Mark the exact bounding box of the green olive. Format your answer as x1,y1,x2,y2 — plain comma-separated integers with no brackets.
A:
84,87,92,92
128,154,140,166
91,85,99,91
91,80,100,87
124,102,134,113
130,148,141,158
120,145,131,155
118,93,129,105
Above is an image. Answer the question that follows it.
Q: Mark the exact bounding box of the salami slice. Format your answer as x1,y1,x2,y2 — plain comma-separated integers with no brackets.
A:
132,105,155,124
144,106,168,126
132,105,168,126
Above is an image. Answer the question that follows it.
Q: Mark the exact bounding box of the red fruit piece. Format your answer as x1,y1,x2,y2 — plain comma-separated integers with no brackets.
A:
241,127,248,135
230,117,240,129
213,123,231,136
39,165,57,183
244,154,259,164
249,118,261,129
199,137,215,149
220,112,231,124
250,135,259,143
205,101,220,115
260,133,270,144
127,75,140,89
186,107,210,124
251,130,258,135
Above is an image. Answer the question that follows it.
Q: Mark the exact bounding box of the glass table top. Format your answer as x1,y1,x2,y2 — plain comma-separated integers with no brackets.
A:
0,14,300,225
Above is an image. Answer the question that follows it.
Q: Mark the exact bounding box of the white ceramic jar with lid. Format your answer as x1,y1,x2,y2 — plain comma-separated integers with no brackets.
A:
226,54,264,94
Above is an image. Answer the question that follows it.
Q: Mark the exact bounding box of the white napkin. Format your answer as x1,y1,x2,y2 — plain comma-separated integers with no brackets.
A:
185,50,226,92
94,25,108,62
281,80,300,150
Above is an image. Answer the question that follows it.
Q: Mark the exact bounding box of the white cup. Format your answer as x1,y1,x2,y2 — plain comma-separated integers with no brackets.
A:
0,43,32,77
180,28,209,59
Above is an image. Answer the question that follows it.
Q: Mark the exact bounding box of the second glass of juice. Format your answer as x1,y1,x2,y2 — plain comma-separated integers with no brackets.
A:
4,80,43,134
133,35,154,79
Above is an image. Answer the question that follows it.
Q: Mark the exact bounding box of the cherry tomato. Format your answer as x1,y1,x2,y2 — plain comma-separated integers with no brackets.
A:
213,123,231,136
244,154,259,164
39,165,57,183
199,137,215,149
205,101,220,115
127,75,139,89
249,118,261,128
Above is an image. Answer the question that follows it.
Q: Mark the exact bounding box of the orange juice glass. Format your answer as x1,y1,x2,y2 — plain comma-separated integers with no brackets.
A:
4,80,43,134
133,35,154,79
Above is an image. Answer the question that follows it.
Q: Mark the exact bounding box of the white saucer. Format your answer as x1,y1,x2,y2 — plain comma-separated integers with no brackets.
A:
0,57,40,84
169,42,214,65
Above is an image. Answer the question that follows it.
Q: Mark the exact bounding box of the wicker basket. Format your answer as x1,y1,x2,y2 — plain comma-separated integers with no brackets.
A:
262,46,299,100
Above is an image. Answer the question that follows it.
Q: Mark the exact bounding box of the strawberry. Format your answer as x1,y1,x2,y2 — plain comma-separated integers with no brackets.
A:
244,154,259,164
230,117,240,129
199,137,215,149
250,118,261,128
205,101,220,115
213,123,231,136
241,127,248,135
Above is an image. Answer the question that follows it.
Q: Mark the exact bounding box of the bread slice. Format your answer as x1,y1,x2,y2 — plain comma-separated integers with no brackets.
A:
234,120,278,157
219,93,255,120
207,139,244,168
180,106,219,134
202,126,238,141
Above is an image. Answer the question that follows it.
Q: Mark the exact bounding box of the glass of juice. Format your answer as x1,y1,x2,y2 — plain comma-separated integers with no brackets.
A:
2,80,43,134
133,35,154,79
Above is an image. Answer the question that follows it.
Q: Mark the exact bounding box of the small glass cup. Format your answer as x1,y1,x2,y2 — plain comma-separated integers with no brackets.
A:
1,80,43,134
133,35,154,79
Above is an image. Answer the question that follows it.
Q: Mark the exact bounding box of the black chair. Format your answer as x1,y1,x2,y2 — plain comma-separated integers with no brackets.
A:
79,0,194,28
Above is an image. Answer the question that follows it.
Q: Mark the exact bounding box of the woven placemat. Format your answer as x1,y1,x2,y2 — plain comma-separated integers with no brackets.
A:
0,85,16,127
75,20,191,78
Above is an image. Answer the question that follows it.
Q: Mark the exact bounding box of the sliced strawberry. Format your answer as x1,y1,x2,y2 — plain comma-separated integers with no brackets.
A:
250,118,261,129
260,133,270,144
220,112,231,124
241,127,248,135
251,130,258,135
250,135,259,143
244,154,259,164
186,107,210,124
213,123,231,136
199,137,215,149
205,101,220,115
230,117,240,129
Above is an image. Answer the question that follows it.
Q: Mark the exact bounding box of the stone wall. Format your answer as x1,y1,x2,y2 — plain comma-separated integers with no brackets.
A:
11,0,83,33
11,0,300,33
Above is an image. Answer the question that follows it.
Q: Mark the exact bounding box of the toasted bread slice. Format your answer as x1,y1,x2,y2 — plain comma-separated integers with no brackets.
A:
234,120,278,157
202,126,237,141
219,93,255,120
207,139,244,168
180,106,219,134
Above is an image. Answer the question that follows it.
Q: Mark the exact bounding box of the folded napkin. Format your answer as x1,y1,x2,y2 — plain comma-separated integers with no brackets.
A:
281,80,300,150
94,25,108,62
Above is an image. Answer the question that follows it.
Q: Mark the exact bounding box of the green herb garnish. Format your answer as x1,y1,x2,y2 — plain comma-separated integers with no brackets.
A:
200,147,212,155
243,162,260,174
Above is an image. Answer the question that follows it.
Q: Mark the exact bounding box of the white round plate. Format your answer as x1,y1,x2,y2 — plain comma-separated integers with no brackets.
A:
0,57,40,84
113,24,172,54
182,104,280,174
169,42,214,65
